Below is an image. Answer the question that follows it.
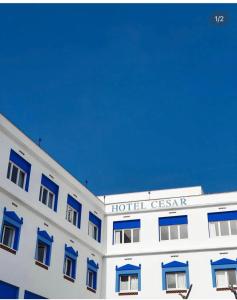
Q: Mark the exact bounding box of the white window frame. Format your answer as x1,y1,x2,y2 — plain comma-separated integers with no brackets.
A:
160,224,188,241
39,185,55,210
209,220,237,237
114,228,140,244
216,269,237,288
66,204,78,226
7,161,27,190
119,274,139,292
36,241,47,265
87,269,95,289
88,221,98,241
1,224,15,249
64,257,73,278
166,272,186,291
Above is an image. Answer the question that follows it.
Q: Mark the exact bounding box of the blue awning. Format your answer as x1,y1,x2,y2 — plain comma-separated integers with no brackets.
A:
159,215,188,226
113,219,140,230
208,211,237,222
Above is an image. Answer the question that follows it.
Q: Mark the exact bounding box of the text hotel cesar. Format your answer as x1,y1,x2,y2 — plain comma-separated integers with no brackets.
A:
0,114,237,299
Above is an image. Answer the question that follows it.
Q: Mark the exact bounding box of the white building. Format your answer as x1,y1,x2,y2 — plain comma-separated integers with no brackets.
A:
0,113,237,299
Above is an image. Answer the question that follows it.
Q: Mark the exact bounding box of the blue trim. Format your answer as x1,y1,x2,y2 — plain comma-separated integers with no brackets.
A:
67,195,82,228
0,280,19,299
113,219,140,230
161,261,189,290
89,212,102,242
64,244,78,279
9,149,31,192
1,207,23,251
208,211,237,222
159,215,188,226
24,290,47,299
115,264,141,293
41,174,59,212
210,258,237,287
87,258,99,290
36,228,53,266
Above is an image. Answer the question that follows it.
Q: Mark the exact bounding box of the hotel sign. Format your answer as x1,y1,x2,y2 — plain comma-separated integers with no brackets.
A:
109,197,188,214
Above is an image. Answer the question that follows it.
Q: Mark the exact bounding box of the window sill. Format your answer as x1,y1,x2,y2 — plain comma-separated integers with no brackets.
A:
216,287,237,291
35,260,49,270
64,275,75,283
87,286,96,293
0,243,16,255
119,292,139,296
166,289,187,294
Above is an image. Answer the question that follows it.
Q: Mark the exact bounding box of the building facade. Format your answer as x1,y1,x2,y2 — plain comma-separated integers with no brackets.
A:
0,114,237,299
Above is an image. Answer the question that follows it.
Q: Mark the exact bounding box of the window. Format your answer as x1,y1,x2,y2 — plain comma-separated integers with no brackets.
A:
115,264,141,294
7,150,31,191
216,270,237,288
35,228,53,268
66,195,82,228
211,258,237,288
159,216,188,241
166,272,186,290
208,211,237,237
24,290,47,299
113,220,141,244
39,175,59,212
120,275,138,292
162,261,189,291
63,245,78,281
88,212,102,242
0,208,23,253
0,280,19,299
87,258,99,292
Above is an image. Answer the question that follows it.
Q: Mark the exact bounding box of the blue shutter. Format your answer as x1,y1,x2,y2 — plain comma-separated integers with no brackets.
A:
9,149,31,191
41,175,59,212
159,215,188,226
208,211,237,222
0,281,19,299
89,212,102,242
67,195,82,228
24,291,47,299
113,219,140,230
37,228,53,266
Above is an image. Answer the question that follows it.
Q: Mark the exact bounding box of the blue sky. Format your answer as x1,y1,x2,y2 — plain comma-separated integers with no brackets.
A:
1,4,237,196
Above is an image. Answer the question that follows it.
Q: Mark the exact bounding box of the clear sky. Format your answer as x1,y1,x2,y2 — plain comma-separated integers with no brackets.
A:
1,4,237,196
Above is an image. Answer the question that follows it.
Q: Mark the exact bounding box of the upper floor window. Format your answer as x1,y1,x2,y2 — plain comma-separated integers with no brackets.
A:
162,261,190,292
159,215,188,241
7,150,31,191
88,212,101,243
208,211,237,237
211,258,237,289
39,175,59,212
113,219,140,244
35,228,53,269
66,195,82,228
115,264,141,295
0,207,23,254
63,244,78,282
86,258,99,293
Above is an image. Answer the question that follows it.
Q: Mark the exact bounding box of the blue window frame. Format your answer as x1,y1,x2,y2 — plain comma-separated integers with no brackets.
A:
208,211,237,237
115,264,141,293
7,149,31,191
159,215,188,241
113,219,140,244
87,258,99,291
210,258,237,288
161,261,190,290
63,244,78,280
39,174,59,212
35,228,53,267
24,290,47,299
88,212,102,242
66,195,82,228
0,280,19,299
0,207,23,251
